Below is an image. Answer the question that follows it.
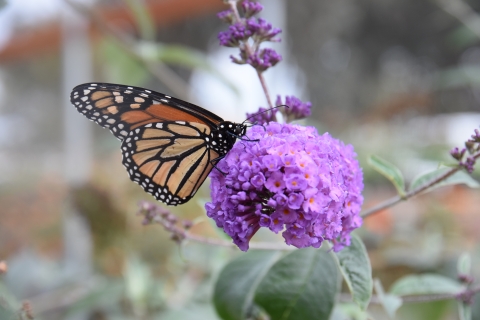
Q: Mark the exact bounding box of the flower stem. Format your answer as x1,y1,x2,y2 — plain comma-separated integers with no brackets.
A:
256,70,274,109
227,0,274,109
143,207,295,250
361,150,480,218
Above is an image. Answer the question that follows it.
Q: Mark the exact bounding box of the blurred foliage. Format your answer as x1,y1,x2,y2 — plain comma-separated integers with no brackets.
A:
0,0,480,319
124,0,156,42
100,39,150,87
71,184,128,271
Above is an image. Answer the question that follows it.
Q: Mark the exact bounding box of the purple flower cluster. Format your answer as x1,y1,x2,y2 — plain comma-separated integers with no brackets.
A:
217,1,282,73
218,22,254,47
450,127,480,173
246,95,312,125
206,123,364,251
276,95,312,121
246,48,282,71
246,107,278,125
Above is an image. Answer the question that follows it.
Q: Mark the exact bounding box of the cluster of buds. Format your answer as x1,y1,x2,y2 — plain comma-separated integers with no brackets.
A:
450,128,480,173
245,95,313,125
218,1,282,72
137,201,193,243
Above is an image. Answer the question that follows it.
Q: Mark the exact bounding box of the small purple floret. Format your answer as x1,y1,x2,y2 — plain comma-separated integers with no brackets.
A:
206,123,364,251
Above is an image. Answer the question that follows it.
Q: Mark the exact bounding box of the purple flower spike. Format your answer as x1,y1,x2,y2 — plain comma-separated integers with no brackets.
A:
206,123,364,251
217,2,282,73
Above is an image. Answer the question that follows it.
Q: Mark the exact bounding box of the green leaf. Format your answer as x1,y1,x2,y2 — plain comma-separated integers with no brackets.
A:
390,274,464,296
409,167,479,193
101,39,149,86
396,300,452,320
374,279,402,319
334,235,372,310
254,248,339,320
457,253,472,276
124,0,156,41
213,251,282,320
368,155,405,196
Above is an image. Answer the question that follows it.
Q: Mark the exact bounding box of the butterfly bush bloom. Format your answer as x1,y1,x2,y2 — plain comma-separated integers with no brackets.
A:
206,123,364,251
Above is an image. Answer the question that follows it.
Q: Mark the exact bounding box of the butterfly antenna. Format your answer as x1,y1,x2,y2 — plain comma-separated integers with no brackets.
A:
241,104,289,125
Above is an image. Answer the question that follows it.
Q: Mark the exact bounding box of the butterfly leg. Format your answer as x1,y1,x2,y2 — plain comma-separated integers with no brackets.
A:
210,155,227,176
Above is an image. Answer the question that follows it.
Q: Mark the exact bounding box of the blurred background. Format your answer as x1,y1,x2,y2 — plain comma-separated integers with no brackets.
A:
0,0,479,319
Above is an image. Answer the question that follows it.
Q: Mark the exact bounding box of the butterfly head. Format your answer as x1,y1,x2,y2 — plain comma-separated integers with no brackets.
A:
220,121,247,137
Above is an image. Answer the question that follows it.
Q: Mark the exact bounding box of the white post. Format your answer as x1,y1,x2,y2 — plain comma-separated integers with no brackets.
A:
61,1,93,287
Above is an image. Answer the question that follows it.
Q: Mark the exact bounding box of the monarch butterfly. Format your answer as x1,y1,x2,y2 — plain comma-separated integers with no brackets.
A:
70,83,248,206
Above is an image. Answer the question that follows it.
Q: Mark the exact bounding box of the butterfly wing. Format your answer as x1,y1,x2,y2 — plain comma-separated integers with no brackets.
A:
122,121,220,205
70,83,224,141
70,83,225,206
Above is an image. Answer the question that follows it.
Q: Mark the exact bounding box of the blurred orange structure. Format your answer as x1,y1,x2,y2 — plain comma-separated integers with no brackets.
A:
0,0,225,63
